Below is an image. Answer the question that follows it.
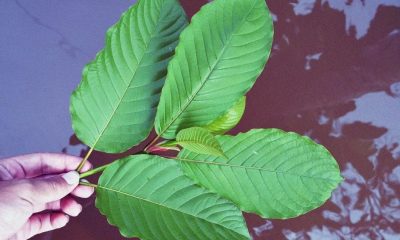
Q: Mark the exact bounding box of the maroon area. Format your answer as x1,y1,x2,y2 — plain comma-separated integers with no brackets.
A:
11,0,398,239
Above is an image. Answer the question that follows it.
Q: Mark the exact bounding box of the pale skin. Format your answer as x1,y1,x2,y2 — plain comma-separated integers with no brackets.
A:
0,153,95,240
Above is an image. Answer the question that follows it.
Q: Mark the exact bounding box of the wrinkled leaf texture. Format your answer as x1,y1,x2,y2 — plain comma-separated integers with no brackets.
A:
178,129,343,219
155,0,274,139
96,155,250,240
70,0,187,153
176,127,225,157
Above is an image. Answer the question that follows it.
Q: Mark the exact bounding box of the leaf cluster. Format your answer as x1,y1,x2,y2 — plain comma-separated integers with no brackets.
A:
70,0,342,239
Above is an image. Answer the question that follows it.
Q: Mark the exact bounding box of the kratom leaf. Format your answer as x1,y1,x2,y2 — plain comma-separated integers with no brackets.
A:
178,129,343,219
205,96,246,134
155,0,274,139
96,155,250,240
70,0,187,153
158,140,179,148
176,127,225,157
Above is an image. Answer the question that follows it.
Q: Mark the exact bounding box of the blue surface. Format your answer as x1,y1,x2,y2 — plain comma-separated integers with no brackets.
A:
0,0,135,157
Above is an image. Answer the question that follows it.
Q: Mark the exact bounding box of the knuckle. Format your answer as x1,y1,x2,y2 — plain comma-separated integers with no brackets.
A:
48,180,60,193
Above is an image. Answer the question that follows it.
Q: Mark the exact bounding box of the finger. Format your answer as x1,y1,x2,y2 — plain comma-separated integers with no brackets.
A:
20,171,80,204
12,213,69,240
33,196,83,217
71,185,95,198
80,161,93,173
0,153,90,180
33,199,61,213
60,197,82,217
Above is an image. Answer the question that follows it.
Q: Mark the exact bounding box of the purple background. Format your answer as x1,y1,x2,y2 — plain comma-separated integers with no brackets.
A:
1,0,400,239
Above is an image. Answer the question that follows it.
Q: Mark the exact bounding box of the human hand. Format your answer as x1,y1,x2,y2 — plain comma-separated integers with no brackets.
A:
0,153,94,240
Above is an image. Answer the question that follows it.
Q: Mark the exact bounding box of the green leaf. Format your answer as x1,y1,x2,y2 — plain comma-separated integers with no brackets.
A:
96,155,250,240
155,0,274,139
158,140,179,148
204,96,246,134
70,0,187,153
178,129,343,219
176,127,226,157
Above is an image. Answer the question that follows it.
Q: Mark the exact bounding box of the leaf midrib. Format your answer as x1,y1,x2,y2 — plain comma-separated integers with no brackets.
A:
90,2,168,149
178,140,222,153
158,0,259,137
174,157,341,183
97,184,248,238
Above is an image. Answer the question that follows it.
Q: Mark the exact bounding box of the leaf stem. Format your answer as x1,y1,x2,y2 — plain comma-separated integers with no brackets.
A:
79,181,98,188
80,163,111,178
77,147,94,172
143,135,161,152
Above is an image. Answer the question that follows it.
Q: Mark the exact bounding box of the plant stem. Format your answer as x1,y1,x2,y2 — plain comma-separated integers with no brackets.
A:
79,181,98,188
80,163,111,178
143,135,161,152
77,147,94,172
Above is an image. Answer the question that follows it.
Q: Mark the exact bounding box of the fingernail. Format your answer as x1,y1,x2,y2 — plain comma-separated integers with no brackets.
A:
62,171,79,185
54,215,69,228
74,204,83,216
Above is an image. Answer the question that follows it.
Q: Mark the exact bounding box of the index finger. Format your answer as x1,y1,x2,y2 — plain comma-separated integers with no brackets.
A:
0,153,92,180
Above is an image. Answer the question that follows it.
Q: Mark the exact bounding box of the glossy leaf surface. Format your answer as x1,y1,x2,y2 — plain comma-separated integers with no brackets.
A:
176,127,225,157
155,0,274,139
205,96,246,134
70,0,187,153
178,129,343,219
96,155,250,240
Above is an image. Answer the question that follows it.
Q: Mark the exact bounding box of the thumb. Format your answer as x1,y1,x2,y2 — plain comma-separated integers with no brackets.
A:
22,171,80,204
